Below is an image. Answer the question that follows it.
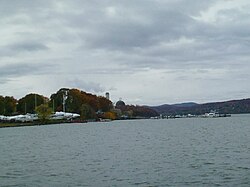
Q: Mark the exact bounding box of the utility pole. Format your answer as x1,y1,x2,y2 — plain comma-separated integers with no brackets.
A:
53,99,55,113
35,94,37,111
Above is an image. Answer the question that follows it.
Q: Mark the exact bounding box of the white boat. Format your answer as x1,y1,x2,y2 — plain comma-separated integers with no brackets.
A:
50,112,80,120
0,113,38,122
204,112,218,118
203,110,230,118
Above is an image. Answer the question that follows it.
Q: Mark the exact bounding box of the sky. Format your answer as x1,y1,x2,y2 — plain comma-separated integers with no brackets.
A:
0,0,250,105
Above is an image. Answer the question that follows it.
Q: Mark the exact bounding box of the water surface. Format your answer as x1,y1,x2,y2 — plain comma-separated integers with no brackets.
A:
0,114,250,186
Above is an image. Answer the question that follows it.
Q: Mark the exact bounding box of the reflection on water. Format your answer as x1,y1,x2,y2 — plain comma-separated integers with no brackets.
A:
0,114,250,186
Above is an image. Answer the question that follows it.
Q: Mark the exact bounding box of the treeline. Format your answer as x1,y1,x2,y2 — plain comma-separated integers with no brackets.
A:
0,88,113,119
115,104,159,118
0,88,159,120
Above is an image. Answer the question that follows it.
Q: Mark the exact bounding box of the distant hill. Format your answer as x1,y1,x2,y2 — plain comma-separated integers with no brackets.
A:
172,102,198,108
150,99,250,115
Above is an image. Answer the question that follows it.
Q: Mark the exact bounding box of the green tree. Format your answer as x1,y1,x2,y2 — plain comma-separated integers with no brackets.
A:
49,88,70,112
4,96,17,115
67,89,87,113
35,104,53,124
0,96,5,115
80,104,96,120
17,94,46,114
0,96,17,115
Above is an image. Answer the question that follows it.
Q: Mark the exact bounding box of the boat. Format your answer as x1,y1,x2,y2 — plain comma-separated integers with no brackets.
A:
203,110,231,118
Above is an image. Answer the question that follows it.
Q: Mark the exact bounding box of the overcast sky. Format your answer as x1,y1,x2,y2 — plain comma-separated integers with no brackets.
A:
0,0,250,105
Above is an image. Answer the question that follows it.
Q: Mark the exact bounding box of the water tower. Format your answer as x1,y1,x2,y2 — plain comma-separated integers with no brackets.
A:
105,92,110,100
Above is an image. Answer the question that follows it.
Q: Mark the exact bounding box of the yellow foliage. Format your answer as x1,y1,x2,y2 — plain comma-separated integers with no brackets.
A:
103,112,116,120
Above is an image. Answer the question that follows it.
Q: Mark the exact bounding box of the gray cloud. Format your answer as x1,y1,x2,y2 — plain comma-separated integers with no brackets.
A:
8,41,48,52
0,78,10,84
0,63,55,78
0,0,250,104
68,78,105,93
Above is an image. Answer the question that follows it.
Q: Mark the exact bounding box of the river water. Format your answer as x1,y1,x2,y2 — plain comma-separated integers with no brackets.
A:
0,114,250,186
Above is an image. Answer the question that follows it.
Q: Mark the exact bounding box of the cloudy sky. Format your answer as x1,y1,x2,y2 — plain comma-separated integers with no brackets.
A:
0,0,250,105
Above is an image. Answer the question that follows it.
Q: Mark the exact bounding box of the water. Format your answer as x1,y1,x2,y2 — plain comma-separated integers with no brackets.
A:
0,114,250,186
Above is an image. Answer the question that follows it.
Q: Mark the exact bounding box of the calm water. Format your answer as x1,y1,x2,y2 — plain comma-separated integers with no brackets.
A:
0,115,250,187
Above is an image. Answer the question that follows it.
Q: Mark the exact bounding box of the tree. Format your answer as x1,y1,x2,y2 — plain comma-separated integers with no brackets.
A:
0,96,17,115
35,104,53,124
98,96,113,112
0,96,5,115
4,96,17,115
103,111,116,120
80,104,96,120
49,88,70,112
17,93,47,114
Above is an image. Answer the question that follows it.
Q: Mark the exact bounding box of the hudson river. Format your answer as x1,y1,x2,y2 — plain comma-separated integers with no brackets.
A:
1,115,250,186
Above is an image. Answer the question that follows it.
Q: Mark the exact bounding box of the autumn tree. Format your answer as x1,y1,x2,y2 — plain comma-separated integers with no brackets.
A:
67,89,87,113
98,96,113,112
103,111,116,120
126,105,159,118
49,88,111,113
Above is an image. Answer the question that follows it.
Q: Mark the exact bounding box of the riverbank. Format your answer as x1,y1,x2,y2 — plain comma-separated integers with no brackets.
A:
0,120,88,128
0,122,59,128
0,122,40,128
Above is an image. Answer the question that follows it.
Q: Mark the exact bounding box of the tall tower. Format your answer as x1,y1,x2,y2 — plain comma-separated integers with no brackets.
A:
105,92,110,100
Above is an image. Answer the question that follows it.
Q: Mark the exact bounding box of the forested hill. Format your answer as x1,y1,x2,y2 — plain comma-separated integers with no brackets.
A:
150,98,250,115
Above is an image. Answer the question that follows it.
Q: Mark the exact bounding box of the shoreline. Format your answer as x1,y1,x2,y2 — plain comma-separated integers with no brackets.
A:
0,122,62,128
0,120,87,128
